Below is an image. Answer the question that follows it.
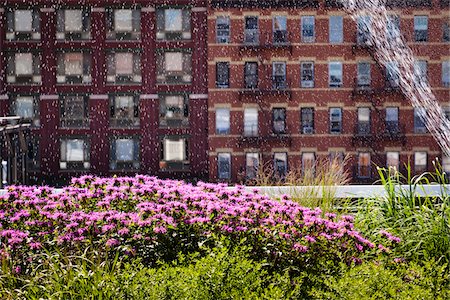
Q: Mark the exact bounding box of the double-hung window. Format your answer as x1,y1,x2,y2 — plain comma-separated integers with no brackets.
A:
414,152,427,173
272,62,287,90
301,16,315,43
329,16,343,43
272,108,286,134
330,107,342,134
442,61,450,87
216,108,230,134
357,107,371,135
60,138,90,170
329,61,343,87
357,16,371,45
357,62,371,87
414,60,428,83
444,22,450,42
301,108,314,134
414,107,427,133
110,137,140,170
156,8,191,40
385,107,399,134
301,62,314,88
56,9,90,40
216,62,230,88
358,152,371,178
386,152,400,170
302,152,315,176
274,153,288,179
218,153,231,180
156,50,192,84
414,16,428,42
106,8,141,40
245,153,259,179
386,15,400,41
244,62,258,89
216,16,230,43
6,9,40,40
57,51,91,84
386,61,399,88
273,16,288,44
244,16,259,45
159,94,189,128
60,94,89,128
109,94,140,128
244,108,258,136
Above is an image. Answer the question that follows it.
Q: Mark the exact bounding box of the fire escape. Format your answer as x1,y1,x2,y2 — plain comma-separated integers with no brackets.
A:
237,29,293,148
351,30,408,181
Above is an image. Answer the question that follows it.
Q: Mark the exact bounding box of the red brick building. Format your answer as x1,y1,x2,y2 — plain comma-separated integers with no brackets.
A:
0,0,208,185
207,0,450,183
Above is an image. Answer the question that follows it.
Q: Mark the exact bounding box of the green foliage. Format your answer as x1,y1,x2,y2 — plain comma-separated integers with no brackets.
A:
312,260,450,300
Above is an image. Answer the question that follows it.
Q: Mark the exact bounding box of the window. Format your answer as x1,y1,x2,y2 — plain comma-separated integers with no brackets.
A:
216,62,230,88
414,16,428,42
386,61,399,88
216,108,230,134
357,107,371,135
110,138,140,170
414,107,427,133
244,16,259,44
245,153,259,179
109,94,140,128
216,16,230,43
106,51,141,84
329,61,343,87
386,152,400,170
414,60,427,83
244,108,258,136
301,108,314,134
300,62,314,88
27,137,40,171
272,62,287,89
302,152,315,176
156,50,192,84
156,8,191,40
160,137,189,171
6,52,41,84
357,62,371,87
301,16,315,43
442,61,450,87
329,16,343,43
442,155,450,173
358,152,371,178
57,52,91,84
6,9,40,40
414,152,427,172
244,62,258,89
386,107,399,134
273,16,288,44
11,95,40,127
159,94,189,127
272,108,286,134
274,153,288,179
106,8,140,40
330,107,342,134
60,138,90,170
60,95,89,128
218,153,231,179
444,22,450,42
386,15,400,41
357,16,371,45
56,9,90,40
329,151,344,166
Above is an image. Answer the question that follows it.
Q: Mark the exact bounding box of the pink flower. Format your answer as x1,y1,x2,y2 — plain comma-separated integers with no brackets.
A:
106,238,120,247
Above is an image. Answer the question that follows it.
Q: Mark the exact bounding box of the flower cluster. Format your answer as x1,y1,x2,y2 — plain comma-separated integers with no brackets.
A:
0,175,393,267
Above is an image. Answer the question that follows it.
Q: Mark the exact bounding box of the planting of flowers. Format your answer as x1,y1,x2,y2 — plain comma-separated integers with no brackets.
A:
0,174,448,299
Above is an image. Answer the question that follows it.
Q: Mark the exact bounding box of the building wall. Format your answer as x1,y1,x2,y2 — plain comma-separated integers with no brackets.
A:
0,0,209,185
207,0,450,183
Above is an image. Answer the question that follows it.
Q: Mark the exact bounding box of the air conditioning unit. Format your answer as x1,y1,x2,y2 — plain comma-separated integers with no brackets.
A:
302,81,314,88
303,126,314,134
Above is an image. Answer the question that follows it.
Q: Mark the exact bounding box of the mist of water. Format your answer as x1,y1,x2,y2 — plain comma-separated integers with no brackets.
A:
339,0,450,157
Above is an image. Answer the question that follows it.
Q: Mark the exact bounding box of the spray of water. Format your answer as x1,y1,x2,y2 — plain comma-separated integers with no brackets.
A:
339,0,450,157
